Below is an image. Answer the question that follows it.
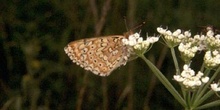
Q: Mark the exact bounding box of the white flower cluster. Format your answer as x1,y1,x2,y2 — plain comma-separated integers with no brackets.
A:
204,50,220,68
122,33,142,46
191,34,206,51
205,30,220,49
122,33,159,55
157,27,206,62
157,26,220,93
211,83,220,92
178,42,198,60
158,26,220,67
173,64,209,89
157,27,190,47
201,29,220,68
177,33,207,62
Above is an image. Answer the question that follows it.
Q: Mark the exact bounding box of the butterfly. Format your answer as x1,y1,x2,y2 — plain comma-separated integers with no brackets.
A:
64,32,134,76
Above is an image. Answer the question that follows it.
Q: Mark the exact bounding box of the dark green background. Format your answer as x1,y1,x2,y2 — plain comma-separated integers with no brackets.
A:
1,0,220,110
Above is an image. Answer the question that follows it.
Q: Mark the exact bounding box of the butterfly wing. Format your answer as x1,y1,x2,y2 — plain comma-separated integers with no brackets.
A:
64,35,130,76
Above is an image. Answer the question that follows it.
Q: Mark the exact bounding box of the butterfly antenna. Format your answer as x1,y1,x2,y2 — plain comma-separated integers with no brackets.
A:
130,21,146,32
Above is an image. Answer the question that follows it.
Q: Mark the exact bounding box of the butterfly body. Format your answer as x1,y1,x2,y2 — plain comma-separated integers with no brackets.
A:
64,35,131,76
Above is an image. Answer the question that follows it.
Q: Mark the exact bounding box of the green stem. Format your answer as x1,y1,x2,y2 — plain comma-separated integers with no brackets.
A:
196,100,220,110
187,91,192,108
170,47,180,75
194,90,214,108
140,55,186,107
200,62,206,72
193,66,220,107
191,69,211,103
170,47,186,101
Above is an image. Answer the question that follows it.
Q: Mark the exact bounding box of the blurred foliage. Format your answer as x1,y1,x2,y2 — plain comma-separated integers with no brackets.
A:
1,0,220,110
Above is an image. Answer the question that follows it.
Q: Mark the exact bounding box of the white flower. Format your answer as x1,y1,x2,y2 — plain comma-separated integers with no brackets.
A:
207,30,214,37
122,33,159,55
157,27,167,34
197,71,204,77
166,30,172,36
204,50,220,68
147,36,159,43
157,27,190,47
172,29,181,37
201,77,209,83
174,64,209,89
215,34,220,39
192,34,206,51
178,34,185,39
137,37,143,43
178,42,198,60
181,64,195,77
133,44,142,50
128,40,136,46
205,32,220,49
211,83,220,92
184,31,191,37
173,75,185,82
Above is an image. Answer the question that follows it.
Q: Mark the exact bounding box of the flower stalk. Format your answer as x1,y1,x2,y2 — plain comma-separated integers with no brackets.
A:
170,47,180,75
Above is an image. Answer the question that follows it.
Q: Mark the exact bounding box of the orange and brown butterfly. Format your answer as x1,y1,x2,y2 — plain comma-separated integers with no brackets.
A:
64,22,145,76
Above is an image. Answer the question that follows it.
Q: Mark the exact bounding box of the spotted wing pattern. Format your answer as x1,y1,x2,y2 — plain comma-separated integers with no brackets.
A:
64,35,130,76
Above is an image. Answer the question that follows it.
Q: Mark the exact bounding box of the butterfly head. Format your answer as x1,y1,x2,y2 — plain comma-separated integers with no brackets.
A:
123,31,134,38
